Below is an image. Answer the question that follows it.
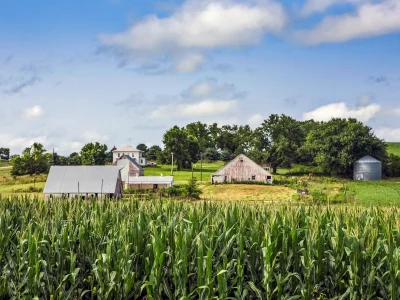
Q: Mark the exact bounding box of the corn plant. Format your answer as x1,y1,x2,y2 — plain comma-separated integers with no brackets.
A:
1,196,400,299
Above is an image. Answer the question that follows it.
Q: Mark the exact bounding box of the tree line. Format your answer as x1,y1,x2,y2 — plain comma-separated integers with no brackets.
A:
4,114,400,177
156,115,399,177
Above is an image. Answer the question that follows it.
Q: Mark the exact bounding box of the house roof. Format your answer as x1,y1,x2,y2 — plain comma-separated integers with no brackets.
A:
128,176,173,184
113,146,142,152
213,153,272,176
355,155,381,163
122,155,143,171
44,166,122,194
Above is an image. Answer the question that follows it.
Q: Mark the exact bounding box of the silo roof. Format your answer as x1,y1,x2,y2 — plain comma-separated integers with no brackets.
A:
355,155,381,163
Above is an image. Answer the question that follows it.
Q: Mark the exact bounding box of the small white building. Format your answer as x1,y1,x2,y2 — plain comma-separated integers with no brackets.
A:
112,146,147,166
126,176,173,190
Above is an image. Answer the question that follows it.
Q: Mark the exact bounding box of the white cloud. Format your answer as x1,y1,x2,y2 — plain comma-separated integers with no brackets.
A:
248,114,264,128
0,134,47,154
23,105,44,119
297,0,400,44
300,0,362,16
303,102,381,122
174,53,206,72
99,0,286,71
152,99,238,118
374,127,400,142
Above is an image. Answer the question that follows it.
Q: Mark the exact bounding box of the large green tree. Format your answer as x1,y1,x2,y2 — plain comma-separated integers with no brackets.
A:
147,145,162,161
67,152,82,165
261,114,305,172
302,118,387,176
186,122,212,151
11,143,49,176
162,126,200,170
136,143,148,157
80,142,108,165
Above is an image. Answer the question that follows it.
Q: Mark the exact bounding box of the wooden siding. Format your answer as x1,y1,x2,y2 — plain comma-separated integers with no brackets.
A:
127,183,169,189
212,154,273,183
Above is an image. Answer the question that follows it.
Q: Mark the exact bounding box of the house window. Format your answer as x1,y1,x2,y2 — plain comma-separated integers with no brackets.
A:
118,153,120,157
251,175,256,180
267,176,272,180
141,159,143,164
153,184,158,189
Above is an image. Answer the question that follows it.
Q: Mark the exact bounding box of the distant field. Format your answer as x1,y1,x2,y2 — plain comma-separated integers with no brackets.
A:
387,142,400,156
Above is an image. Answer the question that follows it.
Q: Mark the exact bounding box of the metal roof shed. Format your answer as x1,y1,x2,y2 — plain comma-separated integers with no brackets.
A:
44,166,123,199
353,155,382,181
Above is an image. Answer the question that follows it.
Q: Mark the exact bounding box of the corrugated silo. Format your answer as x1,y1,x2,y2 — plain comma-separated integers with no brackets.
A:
353,155,382,181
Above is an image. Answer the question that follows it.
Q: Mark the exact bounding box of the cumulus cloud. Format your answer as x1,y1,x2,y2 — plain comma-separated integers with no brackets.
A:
151,99,238,118
374,127,400,142
174,53,206,72
248,114,264,128
99,0,286,72
303,102,381,122
297,0,400,44
0,134,47,153
24,105,44,119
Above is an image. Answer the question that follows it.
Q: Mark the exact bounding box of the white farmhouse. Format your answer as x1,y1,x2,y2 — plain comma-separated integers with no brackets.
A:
112,146,147,166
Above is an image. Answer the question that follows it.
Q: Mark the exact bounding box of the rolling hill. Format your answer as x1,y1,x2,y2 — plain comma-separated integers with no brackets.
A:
387,142,400,156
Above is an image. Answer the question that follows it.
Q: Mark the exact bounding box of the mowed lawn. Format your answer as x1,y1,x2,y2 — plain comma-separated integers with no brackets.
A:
348,179,400,206
387,142,400,156
144,161,224,184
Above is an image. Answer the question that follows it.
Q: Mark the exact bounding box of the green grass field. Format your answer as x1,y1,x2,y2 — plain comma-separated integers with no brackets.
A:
144,161,224,184
348,179,400,206
387,142,400,156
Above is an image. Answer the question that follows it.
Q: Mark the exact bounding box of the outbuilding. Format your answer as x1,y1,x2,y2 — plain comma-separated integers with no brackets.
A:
125,176,173,190
115,154,144,183
211,154,273,184
43,166,123,199
353,155,382,181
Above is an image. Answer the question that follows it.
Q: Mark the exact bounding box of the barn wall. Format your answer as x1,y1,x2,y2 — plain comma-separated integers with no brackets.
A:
212,155,273,183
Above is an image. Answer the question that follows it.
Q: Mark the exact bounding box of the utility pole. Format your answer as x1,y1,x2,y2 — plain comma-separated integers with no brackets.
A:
52,148,55,166
200,152,203,182
171,152,174,175
101,179,104,199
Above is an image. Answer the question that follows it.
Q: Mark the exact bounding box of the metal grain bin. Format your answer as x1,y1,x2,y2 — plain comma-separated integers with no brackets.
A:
353,155,382,181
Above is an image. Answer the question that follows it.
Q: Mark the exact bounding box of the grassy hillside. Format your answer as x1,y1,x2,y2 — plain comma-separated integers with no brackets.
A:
387,142,400,156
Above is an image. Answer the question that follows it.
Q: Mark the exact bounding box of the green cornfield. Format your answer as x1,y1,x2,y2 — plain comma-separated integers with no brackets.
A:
1,197,400,299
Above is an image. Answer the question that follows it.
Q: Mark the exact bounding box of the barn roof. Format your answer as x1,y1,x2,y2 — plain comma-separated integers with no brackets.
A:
355,155,381,163
128,176,173,184
121,155,143,171
44,166,122,194
213,153,272,176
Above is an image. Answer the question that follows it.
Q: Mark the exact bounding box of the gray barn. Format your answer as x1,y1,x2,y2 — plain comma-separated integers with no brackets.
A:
353,155,382,181
212,154,273,184
44,166,123,199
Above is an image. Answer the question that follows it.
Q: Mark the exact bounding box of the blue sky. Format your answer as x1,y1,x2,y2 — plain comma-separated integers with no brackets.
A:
1,0,400,155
